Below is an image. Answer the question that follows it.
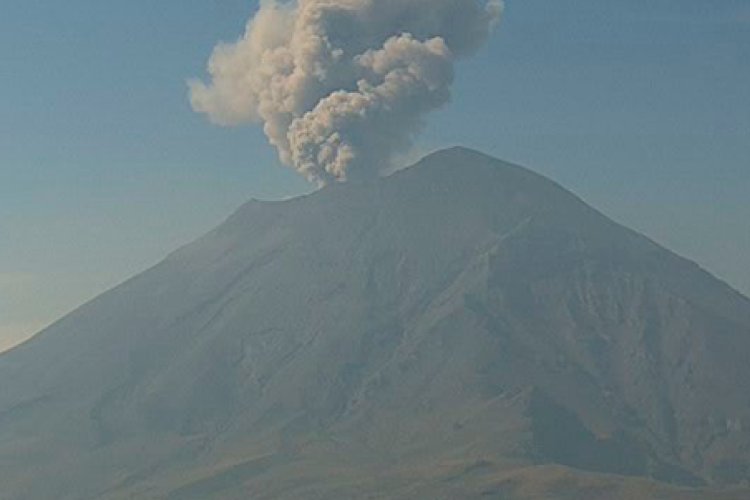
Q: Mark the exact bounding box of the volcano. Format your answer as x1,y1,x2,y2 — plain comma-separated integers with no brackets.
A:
2,148,750,499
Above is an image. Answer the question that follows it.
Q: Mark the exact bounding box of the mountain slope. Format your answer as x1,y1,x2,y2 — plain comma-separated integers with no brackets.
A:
1,147,749,499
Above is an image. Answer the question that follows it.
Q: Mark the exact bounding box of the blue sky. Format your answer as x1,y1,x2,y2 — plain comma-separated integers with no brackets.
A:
1,0,748,350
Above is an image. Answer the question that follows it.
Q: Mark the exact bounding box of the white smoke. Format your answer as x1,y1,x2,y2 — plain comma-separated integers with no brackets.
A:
190,0,504,184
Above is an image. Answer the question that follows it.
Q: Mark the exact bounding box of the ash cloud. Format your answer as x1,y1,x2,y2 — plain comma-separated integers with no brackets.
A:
190,0,503,184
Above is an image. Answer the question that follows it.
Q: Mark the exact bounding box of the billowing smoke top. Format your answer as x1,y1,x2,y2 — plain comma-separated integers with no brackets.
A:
190,0,503,185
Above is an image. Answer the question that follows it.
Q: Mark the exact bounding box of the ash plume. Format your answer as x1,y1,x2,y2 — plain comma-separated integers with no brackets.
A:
190,0,503,184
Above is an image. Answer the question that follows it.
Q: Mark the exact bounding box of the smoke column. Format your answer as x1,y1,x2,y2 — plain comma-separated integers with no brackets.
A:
190,0,503,185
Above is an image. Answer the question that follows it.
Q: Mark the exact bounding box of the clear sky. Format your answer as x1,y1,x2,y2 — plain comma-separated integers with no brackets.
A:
1,0,748,351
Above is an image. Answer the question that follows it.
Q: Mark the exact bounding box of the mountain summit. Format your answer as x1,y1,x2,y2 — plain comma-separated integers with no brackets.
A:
2,148,749,499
